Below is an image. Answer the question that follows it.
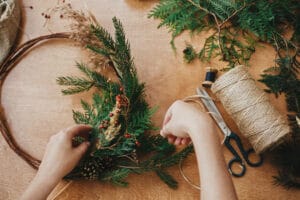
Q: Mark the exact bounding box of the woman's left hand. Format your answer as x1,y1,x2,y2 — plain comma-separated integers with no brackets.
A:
37,125,91,182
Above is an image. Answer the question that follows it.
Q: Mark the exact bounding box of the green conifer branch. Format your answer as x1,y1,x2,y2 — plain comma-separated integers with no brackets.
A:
156,170,178,189
59,17,193,189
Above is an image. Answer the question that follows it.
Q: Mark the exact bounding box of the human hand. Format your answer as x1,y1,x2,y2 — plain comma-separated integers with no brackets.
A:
37,125,91,183
160,100,212,145
161,101,237,200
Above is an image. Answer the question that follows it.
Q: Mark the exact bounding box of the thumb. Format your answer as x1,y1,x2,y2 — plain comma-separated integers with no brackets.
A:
160,120,176,137
75,141,90,156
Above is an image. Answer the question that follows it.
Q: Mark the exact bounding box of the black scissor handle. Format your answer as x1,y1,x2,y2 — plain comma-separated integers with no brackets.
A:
228,157,246,177
225,132,263,177
229,133,263,167
243,148,264,167
225,134,246,177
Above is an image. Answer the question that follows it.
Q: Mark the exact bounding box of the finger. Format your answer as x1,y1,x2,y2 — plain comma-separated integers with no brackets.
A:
186,138,191,144
162,108,173,126
160,129,168,137
167,135,176,143
163,113,172,126
66,124,92,139
160,127,172,137
75,141,90,156
181,138,190,145
160,120,176,137
181,138,187,145
174,137,182,145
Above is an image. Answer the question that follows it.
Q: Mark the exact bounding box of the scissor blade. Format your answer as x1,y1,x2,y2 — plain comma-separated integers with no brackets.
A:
196,87,231,136
196,88,222,117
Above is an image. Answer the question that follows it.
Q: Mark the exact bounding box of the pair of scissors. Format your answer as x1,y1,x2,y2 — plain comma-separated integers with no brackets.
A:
196,87,263,177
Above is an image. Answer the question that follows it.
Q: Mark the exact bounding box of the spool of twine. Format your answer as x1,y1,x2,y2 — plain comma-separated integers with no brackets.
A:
211,65,290,153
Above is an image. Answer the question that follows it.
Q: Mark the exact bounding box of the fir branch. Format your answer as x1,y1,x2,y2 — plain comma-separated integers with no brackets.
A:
274,171,300,189
149,0,208,48
100,168,131,187
156,170,178,189
73,110,90,125
158,145,193,168
91,24,115,50
198,34,220,62
56,76,94,95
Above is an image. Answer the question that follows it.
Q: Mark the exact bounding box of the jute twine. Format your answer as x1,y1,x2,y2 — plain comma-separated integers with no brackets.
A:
211,65,290,153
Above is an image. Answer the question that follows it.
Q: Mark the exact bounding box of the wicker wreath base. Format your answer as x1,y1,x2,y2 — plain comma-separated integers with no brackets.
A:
0,33,71,169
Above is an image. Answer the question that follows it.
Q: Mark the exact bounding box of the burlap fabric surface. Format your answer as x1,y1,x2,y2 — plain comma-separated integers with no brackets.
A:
0,0,20,65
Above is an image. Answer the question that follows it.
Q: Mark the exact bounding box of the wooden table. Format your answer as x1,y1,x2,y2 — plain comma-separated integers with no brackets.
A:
1,0,299,199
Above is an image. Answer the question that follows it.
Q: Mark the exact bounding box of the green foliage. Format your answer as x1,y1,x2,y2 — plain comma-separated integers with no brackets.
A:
237,0,275,40
101,168,131,187
58,17,193,188
260,54,300,188
150,0,300,188
198,35,220,62
57,62,116,95
156,170,178,189
183,44,197,63
219,29,256,67
206,0,239,20
149,0,298,66
149,0,209,48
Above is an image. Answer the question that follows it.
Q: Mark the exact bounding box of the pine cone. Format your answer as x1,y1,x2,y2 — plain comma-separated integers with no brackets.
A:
81,160,100,180
81,156,114,180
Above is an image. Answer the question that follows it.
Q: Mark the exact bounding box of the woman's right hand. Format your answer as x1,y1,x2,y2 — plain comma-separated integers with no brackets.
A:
160,100,213,145
161,101,238,200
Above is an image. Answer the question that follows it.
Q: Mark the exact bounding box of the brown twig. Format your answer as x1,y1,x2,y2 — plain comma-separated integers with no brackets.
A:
0,33,71,79
187,0,220,26
0,33,72,169
219,3,249,28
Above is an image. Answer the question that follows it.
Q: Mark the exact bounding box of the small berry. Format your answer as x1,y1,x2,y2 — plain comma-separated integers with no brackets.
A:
135,141,141,146
119,87,124,92
116,95,121,102
109,113,114,117
124,133,131,138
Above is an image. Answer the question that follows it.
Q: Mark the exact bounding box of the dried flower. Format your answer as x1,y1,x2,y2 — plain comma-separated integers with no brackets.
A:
45,5,109,68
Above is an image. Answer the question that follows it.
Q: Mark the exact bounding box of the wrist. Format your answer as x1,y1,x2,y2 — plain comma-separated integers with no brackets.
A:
21,170,61,200
188,114,219,142
35,170,61,189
